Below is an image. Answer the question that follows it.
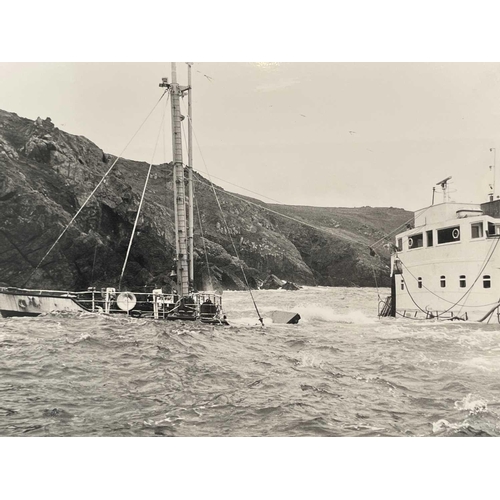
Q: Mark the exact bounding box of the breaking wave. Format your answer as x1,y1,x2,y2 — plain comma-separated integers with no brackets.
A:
296,305,377,324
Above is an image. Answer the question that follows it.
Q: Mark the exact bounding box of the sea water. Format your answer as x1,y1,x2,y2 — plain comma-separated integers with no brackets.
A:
1,286,500,437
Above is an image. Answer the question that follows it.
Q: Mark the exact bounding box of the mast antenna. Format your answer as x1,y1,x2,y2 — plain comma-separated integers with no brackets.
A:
489,147,496,201
436,176,452,203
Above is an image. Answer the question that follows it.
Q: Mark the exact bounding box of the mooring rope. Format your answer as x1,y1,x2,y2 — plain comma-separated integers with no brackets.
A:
23,89,168,287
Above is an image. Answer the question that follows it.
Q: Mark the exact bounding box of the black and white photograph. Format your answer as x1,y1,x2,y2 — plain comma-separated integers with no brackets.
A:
1,1,498,498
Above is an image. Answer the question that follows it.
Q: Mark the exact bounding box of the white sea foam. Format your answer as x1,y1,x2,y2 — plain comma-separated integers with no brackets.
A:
297,305,377,324
432,419,459,434
454,393,489,414
297,352,325,369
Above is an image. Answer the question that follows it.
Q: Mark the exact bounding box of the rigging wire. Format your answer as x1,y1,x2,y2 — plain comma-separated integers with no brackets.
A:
200,171,420,253
195,198,214,290
189,148,427,251
177,151,426,253
182,104,264,326
179,114,215,290
193,169,437,279
193,177,364,247
90,207,103,284
90,241,99,284
177,127,408,294
182,139,395,298
118,94,170,290
369,206,433,251
370,259,382,301
167,87,438,257
192,169,287,206
162,95,169,211
174,97,409,255
23,89,169,287
195,170,406,250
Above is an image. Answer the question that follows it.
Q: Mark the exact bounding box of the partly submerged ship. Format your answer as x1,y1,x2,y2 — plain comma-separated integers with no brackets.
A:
380,176,500,323
0,63,230,324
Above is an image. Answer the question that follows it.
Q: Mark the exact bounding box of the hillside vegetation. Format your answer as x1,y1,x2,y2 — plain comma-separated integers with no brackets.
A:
0,109,411,291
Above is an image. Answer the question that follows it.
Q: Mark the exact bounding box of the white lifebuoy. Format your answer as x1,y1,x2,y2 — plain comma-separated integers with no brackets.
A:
452,228,460,239
18,298,28,309
116,292,137,311
408,237,414,248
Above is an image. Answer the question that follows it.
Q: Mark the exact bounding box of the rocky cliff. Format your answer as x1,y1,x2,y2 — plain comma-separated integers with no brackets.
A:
0,109,411,291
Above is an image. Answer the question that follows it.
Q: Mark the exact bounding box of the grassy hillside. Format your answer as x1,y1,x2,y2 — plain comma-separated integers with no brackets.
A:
0,109,411,290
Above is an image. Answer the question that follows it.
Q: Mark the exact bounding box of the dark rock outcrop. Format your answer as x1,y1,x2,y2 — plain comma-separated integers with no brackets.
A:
282,281,301,291
0,108,411,291
261,274,285,290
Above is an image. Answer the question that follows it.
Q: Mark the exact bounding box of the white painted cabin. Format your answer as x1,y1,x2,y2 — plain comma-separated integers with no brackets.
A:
391,199,500,322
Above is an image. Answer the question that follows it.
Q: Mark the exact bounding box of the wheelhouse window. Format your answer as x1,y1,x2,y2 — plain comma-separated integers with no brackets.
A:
397,238,403,252
408,233,423,249
418,277,423,289
426,230,433,247
440,275,446,288
487,223,500,237
460,275,466,288
401,279,404,290
437,226,460,244
471,222,483,239
483,275,491,288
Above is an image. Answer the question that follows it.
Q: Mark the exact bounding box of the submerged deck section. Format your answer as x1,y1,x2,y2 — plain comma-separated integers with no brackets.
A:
0,286,228,324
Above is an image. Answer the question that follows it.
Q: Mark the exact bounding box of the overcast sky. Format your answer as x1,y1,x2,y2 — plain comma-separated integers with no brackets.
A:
1,62,500,211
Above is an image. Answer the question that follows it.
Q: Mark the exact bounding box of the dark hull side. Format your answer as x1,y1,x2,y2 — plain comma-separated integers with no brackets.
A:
1,310,41,318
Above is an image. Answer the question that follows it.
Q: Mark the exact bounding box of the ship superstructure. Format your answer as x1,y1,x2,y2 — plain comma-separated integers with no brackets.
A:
386,193,500,322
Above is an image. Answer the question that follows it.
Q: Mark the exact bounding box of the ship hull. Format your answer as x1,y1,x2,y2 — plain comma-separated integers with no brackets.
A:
0,289,89,318
387,201,500,324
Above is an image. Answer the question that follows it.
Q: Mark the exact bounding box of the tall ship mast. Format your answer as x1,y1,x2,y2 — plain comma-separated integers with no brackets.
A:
168,62,190,298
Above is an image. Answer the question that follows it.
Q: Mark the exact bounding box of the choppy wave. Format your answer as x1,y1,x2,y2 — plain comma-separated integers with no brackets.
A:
1,286,500,436
297,305,377,324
